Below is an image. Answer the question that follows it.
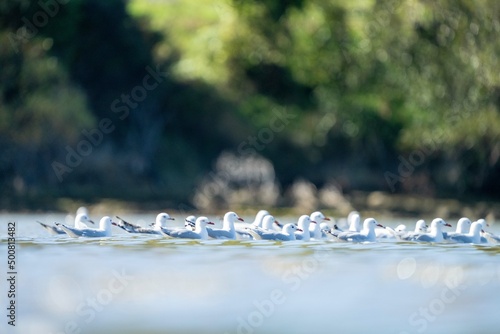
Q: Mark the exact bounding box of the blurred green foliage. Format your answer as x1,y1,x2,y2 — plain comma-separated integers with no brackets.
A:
1,0,499,208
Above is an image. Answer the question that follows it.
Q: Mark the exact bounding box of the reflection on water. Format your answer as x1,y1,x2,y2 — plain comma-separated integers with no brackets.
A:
1,214,500,334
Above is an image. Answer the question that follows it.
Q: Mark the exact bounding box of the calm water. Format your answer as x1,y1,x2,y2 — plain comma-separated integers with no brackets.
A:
1,213,500,334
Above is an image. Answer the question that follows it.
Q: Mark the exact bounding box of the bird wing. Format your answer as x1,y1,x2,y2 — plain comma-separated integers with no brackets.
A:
272,233,291,241
245,229,263,240
58,224,84,238
413,234,434,242
207,228,233,239
37,221,66,235
448,234,472,243
346,234,368,242
131,228,159,234
166,229,201,239
256,231,289,241
116,216,142,229
79,229,109,238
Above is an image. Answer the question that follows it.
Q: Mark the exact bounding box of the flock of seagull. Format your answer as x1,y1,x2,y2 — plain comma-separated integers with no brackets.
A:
36,207,500,244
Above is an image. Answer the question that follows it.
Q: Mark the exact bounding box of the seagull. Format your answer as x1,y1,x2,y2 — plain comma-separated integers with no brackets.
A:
183,215,196,231
64,206,92,228
476,219,496,243
330,218,384,242
309,211,329,239
113,213,175,234
443,217,471,239
410,218,451,243
348,211,361,232
396,220,429,240
37,221,67,235
236,210,271,238
246,223,301,241
375,225,398,239
38,213,95,235
161,216,214,240
246,215,281,239
251,210,270,228
57,216,114,238
447,221,485,244
207,211,244,239
260,215,280,231
296,215,316,241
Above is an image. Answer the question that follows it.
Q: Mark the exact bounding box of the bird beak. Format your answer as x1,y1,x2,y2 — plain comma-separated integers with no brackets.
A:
238,217,244,222
207,221,215,225
445,223,452,227
324,217,331,221
275,221,283,228
296,228,303,232
310,220,317,224
377,224,384,228
89,220,95,224
111,222,118,226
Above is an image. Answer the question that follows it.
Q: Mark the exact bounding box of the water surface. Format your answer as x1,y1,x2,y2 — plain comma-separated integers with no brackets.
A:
1,213,499,334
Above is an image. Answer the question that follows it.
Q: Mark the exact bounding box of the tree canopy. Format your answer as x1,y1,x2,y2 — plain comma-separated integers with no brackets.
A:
1,0,499,210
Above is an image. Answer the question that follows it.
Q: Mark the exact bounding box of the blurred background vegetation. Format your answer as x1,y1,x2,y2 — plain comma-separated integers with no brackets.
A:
1,0,499,214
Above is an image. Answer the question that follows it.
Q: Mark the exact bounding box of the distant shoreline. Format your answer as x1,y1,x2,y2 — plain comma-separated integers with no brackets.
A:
2,192,498,221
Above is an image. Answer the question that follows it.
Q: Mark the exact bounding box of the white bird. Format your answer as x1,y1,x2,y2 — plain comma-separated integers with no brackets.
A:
319,221,332,234
375,225,397,239
348,211,361,232
448,221,485,244
396,220,429,240
37,221,67,235
476,219,497,243
161,216,214,240
296,215,316,241
309,211,330,239
114,213,175,234
410,218,451,243
261,215,280,231
443,217,471,239
236,210,271,238
57,216,114,238
207,212,244,239
63,206,94,229
331,218,384,242
38,213,95,235
184,215,196,231
246,215,280,238
246,223,300,241
251,210,270,228
395,224,407,233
